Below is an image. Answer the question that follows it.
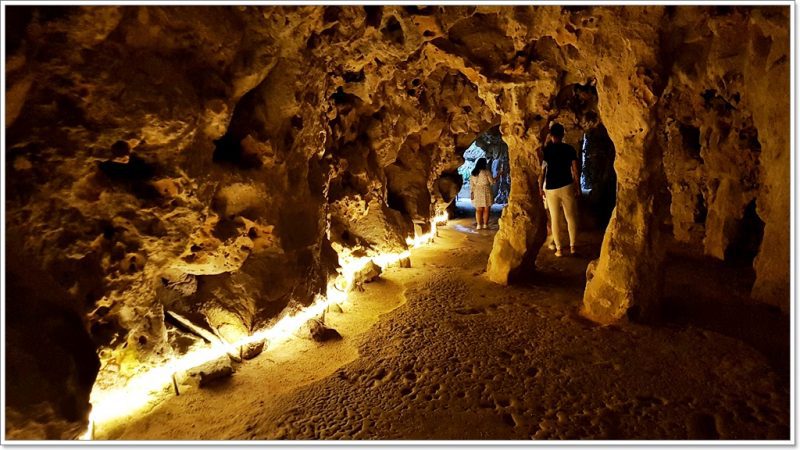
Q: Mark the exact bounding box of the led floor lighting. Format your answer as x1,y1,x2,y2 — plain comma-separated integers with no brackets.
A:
80,213,448,440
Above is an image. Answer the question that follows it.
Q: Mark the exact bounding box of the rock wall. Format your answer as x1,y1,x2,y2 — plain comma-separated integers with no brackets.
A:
744,9,791,309
572,7,672,323
4,5,790,437
651,6,790,310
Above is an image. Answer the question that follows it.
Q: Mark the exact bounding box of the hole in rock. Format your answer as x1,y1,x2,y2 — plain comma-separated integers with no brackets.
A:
724,200,765,266
322,6,341,23
679,123,702,161
212,132,262,169
404,5,435,16
97,154,160,200
694,193,708,224
291,115,304,130
381,16,405,45
306,33,320,50
331,87,358,105
363,5,382,28
100,155,155,181
343,69,365,83
579,126,617,231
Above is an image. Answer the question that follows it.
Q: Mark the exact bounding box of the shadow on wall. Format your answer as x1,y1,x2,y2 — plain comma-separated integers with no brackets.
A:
661,251,788,382
5,235,100,439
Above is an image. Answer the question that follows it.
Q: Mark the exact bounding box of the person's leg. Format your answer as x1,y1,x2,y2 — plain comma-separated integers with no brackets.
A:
475,206,482,228
545,190,564,254
544,195,555,250
482,205,490,228
561,186,579,253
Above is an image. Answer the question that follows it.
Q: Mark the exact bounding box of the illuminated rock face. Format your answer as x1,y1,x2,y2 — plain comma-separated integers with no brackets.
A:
4,5,790,437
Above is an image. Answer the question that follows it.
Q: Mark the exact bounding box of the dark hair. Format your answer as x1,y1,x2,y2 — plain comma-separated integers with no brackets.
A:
550,123,565,139
471,158,488,176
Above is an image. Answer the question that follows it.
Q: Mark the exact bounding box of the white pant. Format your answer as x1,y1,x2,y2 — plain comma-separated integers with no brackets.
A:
545,184,578,250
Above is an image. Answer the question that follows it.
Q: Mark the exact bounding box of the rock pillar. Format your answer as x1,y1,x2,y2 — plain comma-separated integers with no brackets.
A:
581,8,670,323
746,10,790,311
487,87,551,284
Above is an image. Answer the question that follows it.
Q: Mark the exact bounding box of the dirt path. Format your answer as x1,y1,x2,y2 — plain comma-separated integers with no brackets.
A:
102,214,789,440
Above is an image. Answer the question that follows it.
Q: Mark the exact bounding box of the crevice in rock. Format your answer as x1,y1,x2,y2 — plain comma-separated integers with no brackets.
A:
363,5,383,28
724,199,765,266
678,123,702,162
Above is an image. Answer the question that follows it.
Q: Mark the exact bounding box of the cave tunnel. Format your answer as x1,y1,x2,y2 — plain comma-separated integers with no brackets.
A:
3,4,793,442
453,125,509,230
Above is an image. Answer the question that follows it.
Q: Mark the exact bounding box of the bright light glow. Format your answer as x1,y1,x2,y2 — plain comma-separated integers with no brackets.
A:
81,284,341,436
405,212,449,248
80,212,449,439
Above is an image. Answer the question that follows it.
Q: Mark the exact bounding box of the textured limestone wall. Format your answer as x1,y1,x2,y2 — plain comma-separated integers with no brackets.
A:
486,85,554,284
571,7,672,323
3,6,501,437
744,9,791,309
4,5,790,437
652,6,790,310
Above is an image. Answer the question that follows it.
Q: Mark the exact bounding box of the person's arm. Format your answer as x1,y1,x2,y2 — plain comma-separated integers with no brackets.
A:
541,164,548,199
540,146,548,199
469,176,475,200
571,159,581,197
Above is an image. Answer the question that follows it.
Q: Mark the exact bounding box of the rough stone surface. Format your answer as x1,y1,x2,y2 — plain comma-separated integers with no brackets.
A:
177,355,235,389
4,5,790,436
240,340,267,361
97,220,789,440
309,320,344,342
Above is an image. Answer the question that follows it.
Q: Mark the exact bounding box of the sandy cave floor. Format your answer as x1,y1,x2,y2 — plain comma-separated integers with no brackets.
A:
98,208,790,440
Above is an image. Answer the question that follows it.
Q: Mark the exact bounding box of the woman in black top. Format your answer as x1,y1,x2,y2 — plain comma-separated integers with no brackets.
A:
541,123,580,256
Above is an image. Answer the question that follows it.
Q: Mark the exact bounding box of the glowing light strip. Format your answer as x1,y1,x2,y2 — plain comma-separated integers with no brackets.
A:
80,285,343,439
405,212,449,247
79,212,448,440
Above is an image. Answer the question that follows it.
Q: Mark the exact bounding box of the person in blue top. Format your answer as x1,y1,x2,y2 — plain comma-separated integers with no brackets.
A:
540,123,580,257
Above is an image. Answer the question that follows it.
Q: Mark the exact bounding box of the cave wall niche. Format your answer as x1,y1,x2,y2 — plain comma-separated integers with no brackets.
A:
2,4,790,439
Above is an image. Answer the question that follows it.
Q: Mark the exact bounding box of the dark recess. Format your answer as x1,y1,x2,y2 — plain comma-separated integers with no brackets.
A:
725,200,765,265
381,16,405,45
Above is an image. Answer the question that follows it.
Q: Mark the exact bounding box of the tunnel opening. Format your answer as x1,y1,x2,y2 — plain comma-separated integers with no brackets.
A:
579,124,617,231
380,16,405,45
679,123,703,162
548,81,615,233
212,132,263,169
455,126,509,225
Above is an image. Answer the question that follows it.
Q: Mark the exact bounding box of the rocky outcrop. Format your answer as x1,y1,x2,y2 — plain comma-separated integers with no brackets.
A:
487,85,554,284
655,6,790,311
4,5,790,436
744,9,791,310
574,7,671,323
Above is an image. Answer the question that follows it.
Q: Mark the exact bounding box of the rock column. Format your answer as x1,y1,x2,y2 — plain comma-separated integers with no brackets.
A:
487,86,552,284
746,10,790,311
581,7,670,323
